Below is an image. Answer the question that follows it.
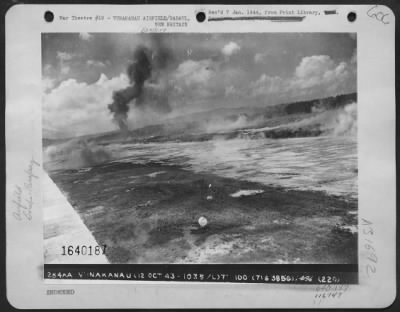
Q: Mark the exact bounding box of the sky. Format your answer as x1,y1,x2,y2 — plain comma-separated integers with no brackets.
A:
42,33,356,138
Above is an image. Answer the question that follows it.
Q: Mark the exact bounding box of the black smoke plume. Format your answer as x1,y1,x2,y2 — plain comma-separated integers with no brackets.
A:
108,37,172,131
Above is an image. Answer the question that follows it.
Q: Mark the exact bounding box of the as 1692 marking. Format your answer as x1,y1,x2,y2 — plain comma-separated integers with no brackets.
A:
61,245,107,256
361,218,377,277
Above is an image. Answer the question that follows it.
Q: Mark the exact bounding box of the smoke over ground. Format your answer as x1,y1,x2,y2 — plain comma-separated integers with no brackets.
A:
195,101,357,142
285,102,357,136
231,102,358,139
44,139,112,170
108,36,172,131
203,114,266,133
330,102,357,136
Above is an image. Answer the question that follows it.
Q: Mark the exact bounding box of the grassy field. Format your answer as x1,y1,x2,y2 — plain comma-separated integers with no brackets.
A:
49,161,357,264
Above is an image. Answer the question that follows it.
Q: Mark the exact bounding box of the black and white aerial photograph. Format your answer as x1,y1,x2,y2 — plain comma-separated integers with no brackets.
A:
42,33,357,264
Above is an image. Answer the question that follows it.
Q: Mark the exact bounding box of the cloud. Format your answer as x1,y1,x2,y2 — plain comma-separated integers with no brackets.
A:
42,64,56,92
225,85,240,97
43,63,53,74
350,48,357,65
250,54,356,101
254,52,268,64
79,32,93,41
172,59,248,103
46,57,249,137
174,59,214,86
56,51,74,61
221,42,241,57
250,74,285,97
295,55,335,78
42,76,55,92
60,65,71,75
87,60,106,67
172,58,224,100
43,73,129,137
292,55,355,92
56,51,77,76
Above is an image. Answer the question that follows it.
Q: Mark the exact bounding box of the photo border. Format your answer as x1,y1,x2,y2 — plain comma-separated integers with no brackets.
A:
3,0,398,309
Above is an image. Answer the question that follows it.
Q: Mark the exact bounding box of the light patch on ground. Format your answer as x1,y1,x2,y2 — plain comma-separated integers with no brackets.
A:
230,189,264,198
273,257,301,264
146,171,166,178
339,225,358,234
181,235,253,263
78,167,92,173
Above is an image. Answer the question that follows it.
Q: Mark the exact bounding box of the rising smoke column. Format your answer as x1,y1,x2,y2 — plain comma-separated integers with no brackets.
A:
108,36,172,131
108,46,151,131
